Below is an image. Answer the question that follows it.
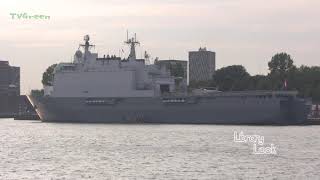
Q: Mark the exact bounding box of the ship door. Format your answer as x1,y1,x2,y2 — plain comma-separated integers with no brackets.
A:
160,84,170,95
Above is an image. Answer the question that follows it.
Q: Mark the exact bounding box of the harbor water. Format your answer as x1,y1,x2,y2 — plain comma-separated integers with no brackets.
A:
0,119,320,179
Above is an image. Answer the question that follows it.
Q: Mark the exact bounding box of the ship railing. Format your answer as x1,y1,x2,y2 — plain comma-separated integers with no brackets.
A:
162,98,187,103
205,90,298,97
85,98,118,105
164,90,298,98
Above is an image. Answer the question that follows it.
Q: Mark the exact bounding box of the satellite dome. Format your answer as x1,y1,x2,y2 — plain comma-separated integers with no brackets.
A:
84,35,90,42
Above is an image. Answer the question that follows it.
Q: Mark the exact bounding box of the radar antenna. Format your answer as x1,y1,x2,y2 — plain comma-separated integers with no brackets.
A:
124,31,140,60
79,35,95,53
79,35,95,61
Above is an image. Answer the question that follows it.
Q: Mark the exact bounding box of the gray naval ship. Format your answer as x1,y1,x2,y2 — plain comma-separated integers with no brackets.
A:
29,35,310,125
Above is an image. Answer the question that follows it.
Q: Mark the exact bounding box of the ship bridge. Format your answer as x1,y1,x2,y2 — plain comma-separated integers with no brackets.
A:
45,34,177,98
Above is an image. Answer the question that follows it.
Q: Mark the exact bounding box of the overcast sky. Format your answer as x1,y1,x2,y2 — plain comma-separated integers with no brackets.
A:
0,0,319,94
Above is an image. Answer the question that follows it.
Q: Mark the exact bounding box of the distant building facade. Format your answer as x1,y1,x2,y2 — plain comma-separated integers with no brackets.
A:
156,60,188,92
189,47,216,83
0,60,20,96
0,60,20,117
156,60,188,79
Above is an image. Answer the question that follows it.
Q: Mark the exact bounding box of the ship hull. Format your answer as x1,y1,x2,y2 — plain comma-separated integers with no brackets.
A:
29,95,310,125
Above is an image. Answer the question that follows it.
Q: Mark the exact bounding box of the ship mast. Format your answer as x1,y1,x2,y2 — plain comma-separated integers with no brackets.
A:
124,31,140,61
79,35,95,61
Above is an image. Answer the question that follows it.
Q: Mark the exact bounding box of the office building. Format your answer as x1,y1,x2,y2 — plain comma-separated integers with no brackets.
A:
189,47,216,83
0,60,20,96
0,60,20,117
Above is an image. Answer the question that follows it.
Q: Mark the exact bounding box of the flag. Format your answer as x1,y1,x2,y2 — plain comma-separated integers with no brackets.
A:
284,79,288,89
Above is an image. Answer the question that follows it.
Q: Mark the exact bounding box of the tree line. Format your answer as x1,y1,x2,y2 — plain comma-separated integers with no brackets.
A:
190,53,320,102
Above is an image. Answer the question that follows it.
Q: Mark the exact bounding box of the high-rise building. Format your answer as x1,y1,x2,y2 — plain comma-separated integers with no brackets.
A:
0,60,20,117
189,47,216,83
0,60,20,96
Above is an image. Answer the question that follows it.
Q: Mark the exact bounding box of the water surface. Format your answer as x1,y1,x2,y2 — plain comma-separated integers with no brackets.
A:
0,119,319,179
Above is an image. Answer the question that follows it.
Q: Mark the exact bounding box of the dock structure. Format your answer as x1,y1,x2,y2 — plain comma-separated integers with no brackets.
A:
14,95,40,120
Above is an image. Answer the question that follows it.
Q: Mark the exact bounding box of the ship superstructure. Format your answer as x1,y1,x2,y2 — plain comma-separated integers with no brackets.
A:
46,35,176,98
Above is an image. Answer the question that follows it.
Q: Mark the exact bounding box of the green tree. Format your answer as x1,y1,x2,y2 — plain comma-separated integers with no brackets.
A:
247,75,272,90
213,65,250,91
42,64,57,86
293,66,320,101
268,53,295,90
268,52,294,74
31,89,44,97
